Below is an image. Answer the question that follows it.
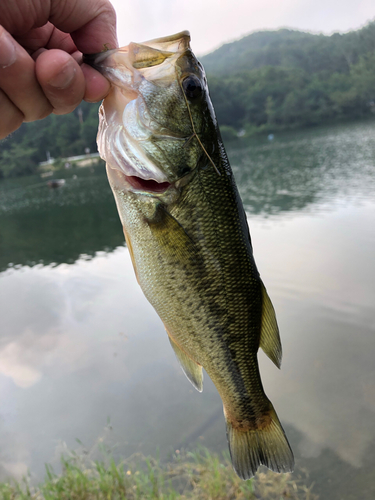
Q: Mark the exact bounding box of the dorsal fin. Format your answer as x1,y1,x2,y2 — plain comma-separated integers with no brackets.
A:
259,281,282,368
168,334,203,392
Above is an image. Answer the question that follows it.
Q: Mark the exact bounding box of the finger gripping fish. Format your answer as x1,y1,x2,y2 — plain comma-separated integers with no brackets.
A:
83,31,294,480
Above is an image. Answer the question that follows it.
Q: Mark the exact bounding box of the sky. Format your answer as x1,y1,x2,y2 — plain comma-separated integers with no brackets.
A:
109,0,375,55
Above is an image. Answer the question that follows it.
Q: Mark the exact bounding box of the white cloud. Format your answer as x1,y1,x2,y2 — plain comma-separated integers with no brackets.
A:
109,0,375,54
0,335,42,388
0,248,154,389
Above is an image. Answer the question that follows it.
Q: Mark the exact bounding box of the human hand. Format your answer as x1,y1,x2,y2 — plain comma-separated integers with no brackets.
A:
0,0,117,139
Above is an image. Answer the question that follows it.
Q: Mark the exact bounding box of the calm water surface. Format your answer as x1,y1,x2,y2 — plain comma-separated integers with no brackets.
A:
0,121,375,498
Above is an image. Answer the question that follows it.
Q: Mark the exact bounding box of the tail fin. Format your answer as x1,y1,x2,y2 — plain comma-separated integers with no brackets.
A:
225,407,294,480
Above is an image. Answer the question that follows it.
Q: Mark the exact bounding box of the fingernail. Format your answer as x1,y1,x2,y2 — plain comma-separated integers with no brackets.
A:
0,28,17,68
48,61,76,89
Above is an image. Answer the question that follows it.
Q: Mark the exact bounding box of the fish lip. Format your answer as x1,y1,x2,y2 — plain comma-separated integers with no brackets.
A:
106,149,172,189
82,49,120,72
82,52,101,70
87,34,195,192
82,30,191,70
139,30,190,48
83,45,187,140
94,70,188,185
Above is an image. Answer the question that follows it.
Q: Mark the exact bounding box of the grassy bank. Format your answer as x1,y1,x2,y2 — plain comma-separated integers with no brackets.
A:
0,448,317,500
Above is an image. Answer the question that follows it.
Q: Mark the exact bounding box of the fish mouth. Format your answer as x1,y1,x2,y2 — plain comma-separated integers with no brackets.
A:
82,30,190,70
84,32,193,195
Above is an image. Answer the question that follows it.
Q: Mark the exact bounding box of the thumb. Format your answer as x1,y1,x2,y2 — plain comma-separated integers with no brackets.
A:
49,0,118,53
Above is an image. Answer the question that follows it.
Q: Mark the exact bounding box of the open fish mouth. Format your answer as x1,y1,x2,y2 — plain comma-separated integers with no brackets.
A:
96,88,176,195
83,31,194,196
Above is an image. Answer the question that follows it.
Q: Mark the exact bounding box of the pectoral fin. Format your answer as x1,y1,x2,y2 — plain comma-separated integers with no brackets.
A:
147,204,199,265
168,334,203,392
259,281,282,368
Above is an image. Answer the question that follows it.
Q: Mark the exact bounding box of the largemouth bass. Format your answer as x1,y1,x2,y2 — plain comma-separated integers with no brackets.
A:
83,31,294,480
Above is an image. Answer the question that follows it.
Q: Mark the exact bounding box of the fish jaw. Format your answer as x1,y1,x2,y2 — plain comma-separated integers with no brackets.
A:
83,31,218,198
82,30,191,90
95,72,178,195
97,88,177,197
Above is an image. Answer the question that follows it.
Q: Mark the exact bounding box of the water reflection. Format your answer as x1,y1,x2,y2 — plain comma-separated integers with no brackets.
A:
1,122,374,271
0,164,124,271
0,249,224,479
0,122,375,498
232,122,375,215
255,202,375,448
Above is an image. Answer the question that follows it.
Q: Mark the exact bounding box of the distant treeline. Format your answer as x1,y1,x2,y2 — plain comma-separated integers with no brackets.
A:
1,21,375,178
202,22,375,136
0,101,100,179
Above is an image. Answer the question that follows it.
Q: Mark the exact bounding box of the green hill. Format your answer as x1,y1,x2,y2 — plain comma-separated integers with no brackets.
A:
1,22,375,178
201,22,375,132
200,23,375,76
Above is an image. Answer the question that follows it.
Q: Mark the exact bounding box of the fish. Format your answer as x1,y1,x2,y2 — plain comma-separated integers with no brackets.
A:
83,31,294,480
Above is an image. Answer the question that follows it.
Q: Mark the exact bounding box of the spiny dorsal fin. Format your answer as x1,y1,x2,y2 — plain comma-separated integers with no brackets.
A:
259,281,282,368
168,334,203,392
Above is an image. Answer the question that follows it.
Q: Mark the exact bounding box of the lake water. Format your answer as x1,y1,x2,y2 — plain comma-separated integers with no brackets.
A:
0,121,374,498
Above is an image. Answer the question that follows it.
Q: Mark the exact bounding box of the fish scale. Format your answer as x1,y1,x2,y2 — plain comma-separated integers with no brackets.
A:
84,30,293,480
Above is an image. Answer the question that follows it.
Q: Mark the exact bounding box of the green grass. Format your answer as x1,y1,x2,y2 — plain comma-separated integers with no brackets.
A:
0,447,317,500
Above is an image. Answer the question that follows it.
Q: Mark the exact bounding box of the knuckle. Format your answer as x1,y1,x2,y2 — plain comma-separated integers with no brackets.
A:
0,90,24,139
0,111,24,139
52,104,78,116
24,103,53,122
36,104,53,121
45,89,84,115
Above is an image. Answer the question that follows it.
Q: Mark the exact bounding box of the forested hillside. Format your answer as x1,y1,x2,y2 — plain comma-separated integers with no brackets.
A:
0,101,99,178
202,22,375,133
201,24,375,75
1,21,375,178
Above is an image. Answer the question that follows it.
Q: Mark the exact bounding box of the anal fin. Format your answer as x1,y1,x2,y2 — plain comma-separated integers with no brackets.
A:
168,334,203,392
259,281,282,368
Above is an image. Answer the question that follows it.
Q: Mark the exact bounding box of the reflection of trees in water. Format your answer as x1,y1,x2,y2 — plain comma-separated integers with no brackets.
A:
229,123,375,216
1,122,375,270
0,166,124,271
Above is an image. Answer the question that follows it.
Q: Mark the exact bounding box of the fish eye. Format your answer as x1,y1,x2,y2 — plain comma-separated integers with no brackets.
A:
182,75,202,99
